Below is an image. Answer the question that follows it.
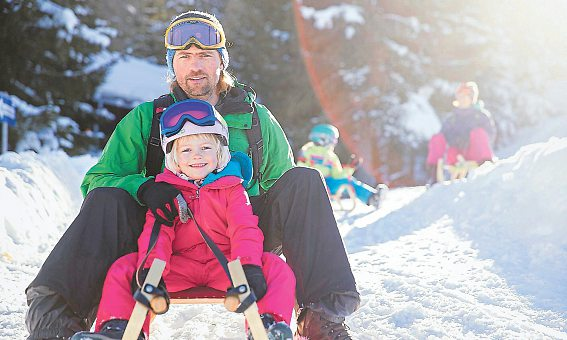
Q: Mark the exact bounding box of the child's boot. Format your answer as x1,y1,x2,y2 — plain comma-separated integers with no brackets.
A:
70,319,145,340
247,313,292,340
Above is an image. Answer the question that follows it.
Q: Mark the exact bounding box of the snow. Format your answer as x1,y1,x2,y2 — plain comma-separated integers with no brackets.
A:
1,118,567,339
94,56,169,108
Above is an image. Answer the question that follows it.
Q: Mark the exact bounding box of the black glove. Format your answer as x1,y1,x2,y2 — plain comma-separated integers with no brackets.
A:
242,264,267,301
137,179,180,225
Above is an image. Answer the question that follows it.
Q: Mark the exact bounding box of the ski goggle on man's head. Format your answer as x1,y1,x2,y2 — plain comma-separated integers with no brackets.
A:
164,17,226,50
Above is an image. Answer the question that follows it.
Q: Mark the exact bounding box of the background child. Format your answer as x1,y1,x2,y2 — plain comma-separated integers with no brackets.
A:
426,81,496,181
72,99,295,340
297,124,386,208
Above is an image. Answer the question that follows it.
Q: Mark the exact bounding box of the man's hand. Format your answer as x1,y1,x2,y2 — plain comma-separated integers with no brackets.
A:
242,264,267,301
137,179,180,225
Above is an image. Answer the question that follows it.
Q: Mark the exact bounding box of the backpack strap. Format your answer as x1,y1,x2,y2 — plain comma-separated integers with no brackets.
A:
146,94,174,177
246,103,263,188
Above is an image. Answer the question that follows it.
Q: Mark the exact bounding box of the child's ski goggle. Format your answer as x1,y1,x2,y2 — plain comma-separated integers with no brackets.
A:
160,99,217,138
164,17,226,50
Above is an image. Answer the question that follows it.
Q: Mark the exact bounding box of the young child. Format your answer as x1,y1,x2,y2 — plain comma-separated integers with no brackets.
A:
426,81,496,182
297,124,386,208
71,99,295,340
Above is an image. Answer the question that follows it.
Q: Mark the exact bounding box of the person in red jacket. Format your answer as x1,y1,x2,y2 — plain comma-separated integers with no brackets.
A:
71,99,295,340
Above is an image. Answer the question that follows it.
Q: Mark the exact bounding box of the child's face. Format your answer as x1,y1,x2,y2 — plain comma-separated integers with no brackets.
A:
455,91,473,108
174,135,219,180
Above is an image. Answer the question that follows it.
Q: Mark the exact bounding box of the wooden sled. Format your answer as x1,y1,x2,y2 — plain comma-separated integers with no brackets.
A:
436,155,478,183
122,258,268,340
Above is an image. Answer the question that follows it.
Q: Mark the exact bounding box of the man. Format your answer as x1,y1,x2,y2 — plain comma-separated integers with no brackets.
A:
426,81,496,181
26,11,359,340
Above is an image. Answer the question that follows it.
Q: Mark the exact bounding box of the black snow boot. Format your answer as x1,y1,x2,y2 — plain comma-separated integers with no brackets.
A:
296,308,352,340
367,183,388,208
247,313,292,340
70,319,145,340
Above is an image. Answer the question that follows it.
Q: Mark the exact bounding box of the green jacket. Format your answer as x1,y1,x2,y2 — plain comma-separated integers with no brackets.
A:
81,81,295,202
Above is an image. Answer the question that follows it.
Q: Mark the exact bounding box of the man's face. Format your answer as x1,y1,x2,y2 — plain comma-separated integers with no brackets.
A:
173,45,223,104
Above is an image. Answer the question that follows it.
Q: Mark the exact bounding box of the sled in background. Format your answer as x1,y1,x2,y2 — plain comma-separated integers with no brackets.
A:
122,258,269,340
436,154,479,183
330,183,358,212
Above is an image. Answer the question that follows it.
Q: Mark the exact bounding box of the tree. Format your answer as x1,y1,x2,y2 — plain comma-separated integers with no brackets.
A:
1,0,117,154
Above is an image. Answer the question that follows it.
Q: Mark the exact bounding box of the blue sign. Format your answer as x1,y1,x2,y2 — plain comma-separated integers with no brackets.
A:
0,94,16,126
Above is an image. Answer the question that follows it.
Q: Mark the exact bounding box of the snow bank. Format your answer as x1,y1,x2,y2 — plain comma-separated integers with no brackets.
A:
0,151,95,266
346,137,567,313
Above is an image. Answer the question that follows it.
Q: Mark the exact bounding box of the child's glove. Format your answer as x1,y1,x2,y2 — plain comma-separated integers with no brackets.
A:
243,264,267,301
137,179,180,225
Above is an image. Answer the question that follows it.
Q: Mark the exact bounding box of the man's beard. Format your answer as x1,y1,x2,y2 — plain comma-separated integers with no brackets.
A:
181,76,213,99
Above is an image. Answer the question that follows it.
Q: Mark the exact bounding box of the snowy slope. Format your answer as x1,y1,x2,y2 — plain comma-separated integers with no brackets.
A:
1,118,567,339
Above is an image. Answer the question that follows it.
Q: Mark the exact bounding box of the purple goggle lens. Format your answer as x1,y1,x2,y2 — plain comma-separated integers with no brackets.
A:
160,99,216,138
166,20,223,49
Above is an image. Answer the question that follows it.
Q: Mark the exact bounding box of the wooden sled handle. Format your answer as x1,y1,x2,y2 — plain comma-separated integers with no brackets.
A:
122,258,268,340
228,259,268,340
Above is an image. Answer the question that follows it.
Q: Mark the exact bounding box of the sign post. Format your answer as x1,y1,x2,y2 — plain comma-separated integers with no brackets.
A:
0,94,16,154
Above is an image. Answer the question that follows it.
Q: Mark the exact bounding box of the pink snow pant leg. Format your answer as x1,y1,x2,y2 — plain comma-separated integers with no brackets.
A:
427,133,461,165
255,253,296,324
463,128,494,163
426,133,447,166
427,129,493,166
95,253,148,336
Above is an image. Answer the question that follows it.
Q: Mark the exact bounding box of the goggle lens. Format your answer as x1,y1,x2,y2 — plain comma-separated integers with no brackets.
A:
166,19,224,49
160,100,216,138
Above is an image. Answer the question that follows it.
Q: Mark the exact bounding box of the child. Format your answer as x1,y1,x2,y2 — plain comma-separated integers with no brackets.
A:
426,81,496,182
297,124,386,208
71,99,295,340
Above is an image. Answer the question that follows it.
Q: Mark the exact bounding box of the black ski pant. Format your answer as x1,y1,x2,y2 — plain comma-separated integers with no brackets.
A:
25,167,358,338
26,188,146,339
249,167,358,306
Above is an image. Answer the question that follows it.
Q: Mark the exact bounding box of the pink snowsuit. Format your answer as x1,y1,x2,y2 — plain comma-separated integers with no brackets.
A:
94,168,295,338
